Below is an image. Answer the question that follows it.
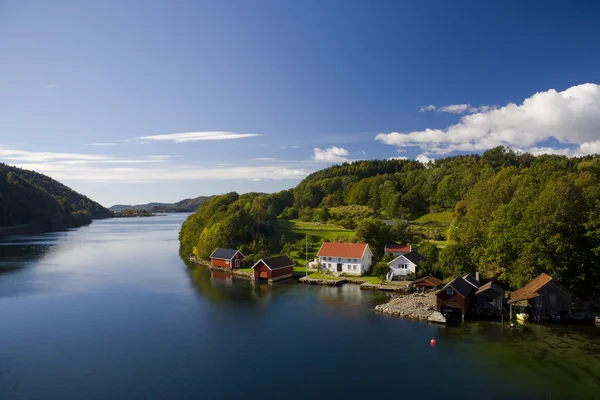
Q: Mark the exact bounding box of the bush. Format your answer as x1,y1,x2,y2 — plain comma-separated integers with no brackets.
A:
373,262,390,280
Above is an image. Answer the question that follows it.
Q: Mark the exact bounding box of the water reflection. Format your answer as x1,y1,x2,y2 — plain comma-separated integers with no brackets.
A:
434,320,600,399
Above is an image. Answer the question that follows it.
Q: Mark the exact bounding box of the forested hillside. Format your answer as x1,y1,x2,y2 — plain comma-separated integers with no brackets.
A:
180,147,600,299
0,163,112,234
110,195,214,213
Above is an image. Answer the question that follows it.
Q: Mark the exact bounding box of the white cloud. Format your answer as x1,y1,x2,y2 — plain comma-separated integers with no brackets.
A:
0,146,171,165
138,131,260,143
416,154,434,164
312,146,350,163
378,83,600,156
85,142,117,146
361,150,367,156
13,162,308,183
389,156,408,160
44,84,59,89
291,145,300,149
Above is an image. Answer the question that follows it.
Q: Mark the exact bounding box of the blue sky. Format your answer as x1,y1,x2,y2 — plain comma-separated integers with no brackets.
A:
1,0,600,206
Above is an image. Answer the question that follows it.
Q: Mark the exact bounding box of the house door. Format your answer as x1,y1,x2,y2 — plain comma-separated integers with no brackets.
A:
337,263,342,272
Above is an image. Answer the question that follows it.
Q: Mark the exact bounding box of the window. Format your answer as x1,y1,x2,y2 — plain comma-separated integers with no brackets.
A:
235,259,241,267
353,265,357,271
550,294,557,305
328,257,331,261
446,287,454,295
328,263,332,268
338,258,341,262
486,295,494,303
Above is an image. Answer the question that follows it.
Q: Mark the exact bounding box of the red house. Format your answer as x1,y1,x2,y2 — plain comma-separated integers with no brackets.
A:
252,255,295,283
209,248,245,269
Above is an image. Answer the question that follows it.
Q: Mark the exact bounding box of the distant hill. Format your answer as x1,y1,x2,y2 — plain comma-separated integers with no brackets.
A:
110,196,214,213
0,163,112,235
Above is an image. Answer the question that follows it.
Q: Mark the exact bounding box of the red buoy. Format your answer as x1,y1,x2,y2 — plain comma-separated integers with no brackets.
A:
430,339,437,346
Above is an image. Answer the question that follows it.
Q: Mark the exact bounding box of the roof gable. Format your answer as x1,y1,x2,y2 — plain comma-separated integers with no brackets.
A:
439,277,475,298
252,255,295,270
210,248,243,260
413,275,442,287
317,242,369,259
462,273,480,289
475,281,505,296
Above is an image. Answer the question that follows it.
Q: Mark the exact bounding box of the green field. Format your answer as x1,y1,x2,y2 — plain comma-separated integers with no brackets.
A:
411,212,452,241
270,219,356,265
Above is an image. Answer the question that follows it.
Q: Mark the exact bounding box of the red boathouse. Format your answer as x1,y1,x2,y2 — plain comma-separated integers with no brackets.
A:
252,255,295,283
209,248,245,269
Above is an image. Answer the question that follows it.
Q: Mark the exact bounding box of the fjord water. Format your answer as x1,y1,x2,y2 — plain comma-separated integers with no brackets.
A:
1,214,599,400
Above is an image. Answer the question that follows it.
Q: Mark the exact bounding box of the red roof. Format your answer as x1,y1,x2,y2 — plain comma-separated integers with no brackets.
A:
385,244,412,253
317,242,369,258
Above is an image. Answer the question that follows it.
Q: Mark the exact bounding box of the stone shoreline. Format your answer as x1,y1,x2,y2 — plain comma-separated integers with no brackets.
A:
375,292,445,323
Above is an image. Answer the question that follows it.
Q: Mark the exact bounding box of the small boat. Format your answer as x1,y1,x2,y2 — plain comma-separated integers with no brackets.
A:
516,313,529,323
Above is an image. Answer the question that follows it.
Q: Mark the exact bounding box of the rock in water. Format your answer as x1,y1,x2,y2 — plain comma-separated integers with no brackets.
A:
427,311,446,324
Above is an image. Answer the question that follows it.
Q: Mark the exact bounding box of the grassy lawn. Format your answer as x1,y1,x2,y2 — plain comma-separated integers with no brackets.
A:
236,268,254,276
413,212,453,224
356,275,383,284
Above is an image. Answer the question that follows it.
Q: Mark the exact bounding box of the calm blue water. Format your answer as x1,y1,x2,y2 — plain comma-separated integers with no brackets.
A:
1,214,599,400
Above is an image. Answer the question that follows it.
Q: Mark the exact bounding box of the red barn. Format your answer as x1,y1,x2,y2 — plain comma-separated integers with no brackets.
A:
209,248,245,269
252,255,295,283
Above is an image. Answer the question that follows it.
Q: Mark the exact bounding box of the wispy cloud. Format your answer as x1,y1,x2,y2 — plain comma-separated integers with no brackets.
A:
313,146,350,163
138,131,260,143
13,162,308,183
379,83,600,156
85,142,117,146
0,146,171,165
252,157,279,162
419,103,496,114
419,104,470,114
44,84,59,89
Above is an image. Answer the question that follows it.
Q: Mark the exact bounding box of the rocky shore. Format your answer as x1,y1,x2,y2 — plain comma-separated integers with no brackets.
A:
375,292,445,323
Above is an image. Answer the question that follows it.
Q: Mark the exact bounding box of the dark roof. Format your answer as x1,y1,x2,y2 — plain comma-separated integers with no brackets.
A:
439,277,476,298
253,255,295,270
463,273,480,289
403,251,426,264
413,275,442,287
209,248,242,260
475,281,505,296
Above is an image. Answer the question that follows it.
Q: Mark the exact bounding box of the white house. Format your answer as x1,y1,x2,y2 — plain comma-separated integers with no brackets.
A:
387,251,425,281
317,242,373,276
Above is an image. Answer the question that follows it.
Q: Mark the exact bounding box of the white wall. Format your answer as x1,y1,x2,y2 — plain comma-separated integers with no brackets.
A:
388,255,416,277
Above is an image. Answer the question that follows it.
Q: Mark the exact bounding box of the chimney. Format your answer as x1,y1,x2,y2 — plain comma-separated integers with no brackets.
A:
475,271,480,282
